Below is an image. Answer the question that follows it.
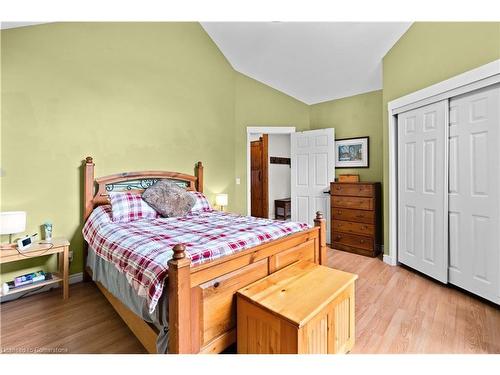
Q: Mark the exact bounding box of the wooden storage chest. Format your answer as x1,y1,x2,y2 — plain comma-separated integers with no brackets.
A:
330,182,381,257
236,261,357,354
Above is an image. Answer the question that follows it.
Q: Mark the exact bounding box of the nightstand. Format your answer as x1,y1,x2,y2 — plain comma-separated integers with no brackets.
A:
274,198,291,220
0,238,70,299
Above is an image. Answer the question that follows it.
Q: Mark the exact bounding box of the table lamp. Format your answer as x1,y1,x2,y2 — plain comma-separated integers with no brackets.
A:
0,211,26,247
215,194,228,211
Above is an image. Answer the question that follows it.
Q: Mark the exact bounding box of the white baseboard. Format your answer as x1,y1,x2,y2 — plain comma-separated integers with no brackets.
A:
69,272,84,284
0,272,83,303
383,253,397,266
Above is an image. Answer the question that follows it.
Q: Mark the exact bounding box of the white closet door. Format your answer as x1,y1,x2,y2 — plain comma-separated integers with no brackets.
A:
398,100,448,283
291,128,335,243
448,84,500,304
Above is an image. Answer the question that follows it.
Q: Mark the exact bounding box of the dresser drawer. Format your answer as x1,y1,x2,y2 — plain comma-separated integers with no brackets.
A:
333,243,376,257
331,196,374,210
332,208,375,224
331,183,374,197
332,220,374,236
332,232,374,251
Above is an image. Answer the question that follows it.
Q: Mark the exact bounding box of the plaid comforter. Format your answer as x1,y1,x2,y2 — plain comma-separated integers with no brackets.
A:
83,206,309,312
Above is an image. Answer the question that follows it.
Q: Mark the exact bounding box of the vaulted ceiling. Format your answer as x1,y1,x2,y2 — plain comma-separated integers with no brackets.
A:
2,22,412,105
201,22,412,104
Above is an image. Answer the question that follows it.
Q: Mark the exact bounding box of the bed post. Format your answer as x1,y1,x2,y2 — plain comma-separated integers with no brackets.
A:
196,161,203,193
314,211,327,265
167,244,192,354
84,156,95,221
83,156,95,282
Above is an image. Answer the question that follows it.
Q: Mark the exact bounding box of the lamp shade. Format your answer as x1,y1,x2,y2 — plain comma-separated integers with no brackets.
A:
215,194,228,207
0,211,26,235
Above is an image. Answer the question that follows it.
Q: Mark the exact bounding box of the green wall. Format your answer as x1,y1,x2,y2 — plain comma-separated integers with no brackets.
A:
382,22,500,253
310,90,383,183
233,73,310,214
0,22,312,283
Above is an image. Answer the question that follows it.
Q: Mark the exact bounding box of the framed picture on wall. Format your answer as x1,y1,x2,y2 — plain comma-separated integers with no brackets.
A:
335,136,369,168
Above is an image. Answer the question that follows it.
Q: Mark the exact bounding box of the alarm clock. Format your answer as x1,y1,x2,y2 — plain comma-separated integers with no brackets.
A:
17,233,38,251
1,283,9,296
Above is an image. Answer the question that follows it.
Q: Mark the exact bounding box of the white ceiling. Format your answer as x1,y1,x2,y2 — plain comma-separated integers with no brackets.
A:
0,22,48,29
201,22,412,104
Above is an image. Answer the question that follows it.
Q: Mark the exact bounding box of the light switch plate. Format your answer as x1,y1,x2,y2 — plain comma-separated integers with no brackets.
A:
236,178,241,185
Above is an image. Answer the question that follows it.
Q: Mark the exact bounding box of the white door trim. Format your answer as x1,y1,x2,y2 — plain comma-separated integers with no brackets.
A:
246,126,296,216
387,59,500,266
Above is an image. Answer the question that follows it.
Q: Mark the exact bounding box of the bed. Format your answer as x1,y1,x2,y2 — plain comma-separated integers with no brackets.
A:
82,156,327,354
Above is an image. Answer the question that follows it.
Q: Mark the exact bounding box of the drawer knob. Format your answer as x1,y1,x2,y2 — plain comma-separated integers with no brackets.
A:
335,236,341,241
337,210,342,215
213,281,220,288
360,239,365,244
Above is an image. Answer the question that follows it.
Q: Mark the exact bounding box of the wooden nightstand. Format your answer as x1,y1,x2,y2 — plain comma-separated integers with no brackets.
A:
0,238,70,299
274,198,291,220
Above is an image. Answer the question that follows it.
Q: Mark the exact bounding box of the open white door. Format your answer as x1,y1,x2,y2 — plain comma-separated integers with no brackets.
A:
397,100,448,283
291,128,335,243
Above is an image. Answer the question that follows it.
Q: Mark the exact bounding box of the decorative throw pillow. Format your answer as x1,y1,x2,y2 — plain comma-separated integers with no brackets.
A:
142,179,196,217
188,191,213,213
109,192,160,222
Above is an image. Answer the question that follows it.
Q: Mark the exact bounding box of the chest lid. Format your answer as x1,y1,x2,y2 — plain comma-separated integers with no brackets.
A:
237,261,357,327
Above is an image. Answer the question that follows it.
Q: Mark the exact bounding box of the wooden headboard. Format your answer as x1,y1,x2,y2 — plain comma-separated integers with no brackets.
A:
83,156,204,222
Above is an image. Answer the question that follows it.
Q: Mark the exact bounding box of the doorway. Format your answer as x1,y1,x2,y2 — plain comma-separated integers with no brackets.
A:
250,134,269,218
246,127,296,218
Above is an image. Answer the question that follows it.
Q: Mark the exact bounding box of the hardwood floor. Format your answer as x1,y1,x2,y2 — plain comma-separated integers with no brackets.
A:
1,248,499,354
0,280,146,354
330,249,500,353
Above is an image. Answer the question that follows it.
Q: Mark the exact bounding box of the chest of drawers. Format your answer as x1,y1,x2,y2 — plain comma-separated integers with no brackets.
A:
330,182,381,257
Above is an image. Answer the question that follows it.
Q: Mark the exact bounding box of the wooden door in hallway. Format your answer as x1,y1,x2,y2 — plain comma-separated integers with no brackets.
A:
251,134,268,218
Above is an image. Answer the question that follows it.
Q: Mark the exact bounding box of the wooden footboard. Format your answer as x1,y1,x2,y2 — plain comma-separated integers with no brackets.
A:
167,212,327,354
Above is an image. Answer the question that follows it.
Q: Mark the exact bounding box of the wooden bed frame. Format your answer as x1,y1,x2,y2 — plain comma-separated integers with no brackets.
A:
82,156,327,354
